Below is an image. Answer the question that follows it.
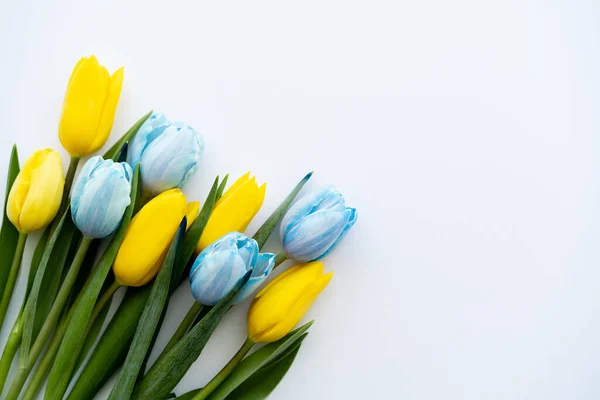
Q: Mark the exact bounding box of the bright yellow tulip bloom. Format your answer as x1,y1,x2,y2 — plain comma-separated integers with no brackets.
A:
186,201,200,229
58,55,124,156
196,172,266,252
7,149,64,233
113,189,187,287
247,261,333,343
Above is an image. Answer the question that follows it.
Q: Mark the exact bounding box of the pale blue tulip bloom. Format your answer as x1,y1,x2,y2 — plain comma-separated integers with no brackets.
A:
189,232,275,305
280,187,357,261
127,112,204,194
71,156,133,239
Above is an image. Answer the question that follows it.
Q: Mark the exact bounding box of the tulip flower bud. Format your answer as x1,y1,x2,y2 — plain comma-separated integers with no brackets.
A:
189,232,275,306
127,112,204,195
196,172,266,252
7,149,65,233
113,189,187,286
247,261,332,343
71,156,133,239
59,56,124,156
280,187,357,261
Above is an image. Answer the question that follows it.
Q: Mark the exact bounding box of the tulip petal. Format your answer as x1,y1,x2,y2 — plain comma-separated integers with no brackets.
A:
235,253,275,303
280,187,343,234
113,189,187,286
16,150,65,233
257,272,332,343
247,261,325,341
92,66,124,154
197,176,265,250
314,207,357,260
59,56,110,156
282,208,350,261
140,125,204,194
127,112,171,167
71,158,132,238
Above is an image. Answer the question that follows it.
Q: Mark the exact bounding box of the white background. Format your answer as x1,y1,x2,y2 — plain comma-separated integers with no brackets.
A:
1,0,600,399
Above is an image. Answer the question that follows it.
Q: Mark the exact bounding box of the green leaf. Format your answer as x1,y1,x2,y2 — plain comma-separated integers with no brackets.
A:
115,142,129,163
66,285,150,400
74,296,110,372
20,208,69,366
103,111,153,160
132,271,252,400
26,229,48,297
45,165,140,400
31,222,77,345
223,337,305,400
0,145,20,298
67,176,222,400
205,321,313,400
109,218,186,400
215,174,229,201
252,172,312,249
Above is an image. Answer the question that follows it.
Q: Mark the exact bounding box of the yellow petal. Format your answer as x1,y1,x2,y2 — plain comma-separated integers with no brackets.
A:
255,272,332,343
215,172,250,207
186,201,200,230
247,261,327,342
197,176,266,251
91,66,125,154
7,149,64,233
113,189,187,286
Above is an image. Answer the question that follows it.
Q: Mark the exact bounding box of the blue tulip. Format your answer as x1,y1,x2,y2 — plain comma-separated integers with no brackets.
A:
280,186,357,261
71,156,133,239
127,112,204,194
189,232,275,305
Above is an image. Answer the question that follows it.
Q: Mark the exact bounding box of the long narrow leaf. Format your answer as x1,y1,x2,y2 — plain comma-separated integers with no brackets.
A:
103,111,152,160
109,219,186,399
0,145,20,297
252,171,312,248
66,285,150,400
221,337,305,400
132,271,252,400
45,165,140,399
206,321,313,400
31,221,77,343
20,209,69,365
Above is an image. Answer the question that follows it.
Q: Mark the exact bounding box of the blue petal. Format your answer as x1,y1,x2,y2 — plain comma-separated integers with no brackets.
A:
189,243,249,305
315,207,357,260
127,112,171,167
140,124,204,194
282,208,350,261
71,159,132,238
280,187,345,238
234,252,275,303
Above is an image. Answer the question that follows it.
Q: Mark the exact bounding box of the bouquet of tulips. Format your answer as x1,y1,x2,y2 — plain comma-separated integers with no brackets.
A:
0,55,357,400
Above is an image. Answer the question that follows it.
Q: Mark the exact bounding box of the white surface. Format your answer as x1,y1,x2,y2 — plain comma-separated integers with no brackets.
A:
1,0,599,399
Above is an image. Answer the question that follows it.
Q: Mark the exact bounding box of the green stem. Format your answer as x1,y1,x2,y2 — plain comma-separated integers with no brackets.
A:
274,252,288,269
0,233,27,330
191,337,255,400
161,302,204,360
0,312,24,392
19,280,121,400
5,237,92,399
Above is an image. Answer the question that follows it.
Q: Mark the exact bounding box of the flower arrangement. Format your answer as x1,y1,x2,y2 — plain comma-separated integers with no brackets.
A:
0,55,357,400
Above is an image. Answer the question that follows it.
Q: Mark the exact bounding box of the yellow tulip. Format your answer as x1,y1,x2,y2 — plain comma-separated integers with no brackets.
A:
7,149,65,233
247,261,333,343
113,189,187,287
58,55,124,156
186,201,200,229
196,172,266,252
